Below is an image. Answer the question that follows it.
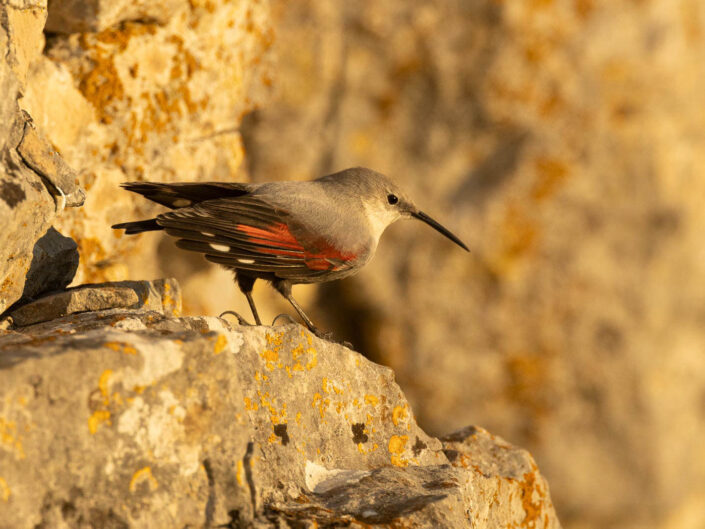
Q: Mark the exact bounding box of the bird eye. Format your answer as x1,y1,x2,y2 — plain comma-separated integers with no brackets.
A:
387,194,399,205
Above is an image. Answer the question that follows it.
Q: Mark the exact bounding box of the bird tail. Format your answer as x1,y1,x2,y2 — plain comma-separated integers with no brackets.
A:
112,218,162,234
119,181,252,209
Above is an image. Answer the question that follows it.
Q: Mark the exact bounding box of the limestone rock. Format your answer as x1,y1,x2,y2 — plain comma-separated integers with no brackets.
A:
2,0,48,86
45,0,187,34
0,280,560,528
20,227,79,302
0,1,84,315
21,0,274,298
8,278,180,326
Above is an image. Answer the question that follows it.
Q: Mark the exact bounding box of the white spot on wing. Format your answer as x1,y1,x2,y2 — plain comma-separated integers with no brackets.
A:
237,258,255,264
209,243,230,252
201,232,215,237
172,198,192,207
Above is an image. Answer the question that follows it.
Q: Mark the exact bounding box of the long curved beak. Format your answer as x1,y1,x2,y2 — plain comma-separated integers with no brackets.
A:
412,211,469,251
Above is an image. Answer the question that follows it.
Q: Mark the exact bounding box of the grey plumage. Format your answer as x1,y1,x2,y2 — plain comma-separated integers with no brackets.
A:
112,167,468,338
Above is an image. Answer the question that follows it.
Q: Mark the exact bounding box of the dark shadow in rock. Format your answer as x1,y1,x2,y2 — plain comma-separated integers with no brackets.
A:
21,227,79,301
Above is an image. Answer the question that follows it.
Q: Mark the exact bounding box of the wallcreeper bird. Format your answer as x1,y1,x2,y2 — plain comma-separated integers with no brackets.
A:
113,167,468,338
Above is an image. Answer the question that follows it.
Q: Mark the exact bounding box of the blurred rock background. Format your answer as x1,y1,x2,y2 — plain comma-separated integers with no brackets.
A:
3,0,704,528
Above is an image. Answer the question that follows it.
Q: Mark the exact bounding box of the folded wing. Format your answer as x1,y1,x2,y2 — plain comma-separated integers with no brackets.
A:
156,196,357,282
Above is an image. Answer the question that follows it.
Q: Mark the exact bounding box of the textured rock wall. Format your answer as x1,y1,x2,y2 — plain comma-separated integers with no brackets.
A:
18,0,274,319
2,0,702,528
239,2,705,529
0,280,561,528
0,0,83,314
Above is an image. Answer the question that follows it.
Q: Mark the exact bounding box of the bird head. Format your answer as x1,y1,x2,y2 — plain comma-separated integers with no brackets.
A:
322,167,469,251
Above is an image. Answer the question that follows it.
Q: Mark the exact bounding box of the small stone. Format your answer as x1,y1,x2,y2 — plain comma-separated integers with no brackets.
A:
9,278,181,326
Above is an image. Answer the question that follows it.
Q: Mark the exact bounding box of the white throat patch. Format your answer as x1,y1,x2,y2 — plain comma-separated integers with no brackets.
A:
362,201,400,242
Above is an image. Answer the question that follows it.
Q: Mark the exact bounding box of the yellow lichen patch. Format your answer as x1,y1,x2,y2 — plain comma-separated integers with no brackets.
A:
0,477,9,501
213,334,228,355
98,369,112,403
162,282,180,316
518,466,547,527
0,418,24,460
235,460,244,485
243,397,258,411
322,378,343,395
306,347,318,370
267,432,278,444
388,435,409,467
104,342,136,355
88,369,115,435
291,343,305,362
312,393,322,408
129,466,158,493
357,443,366,454
311,392,330,419
265,331,284,347
364,394,379,406
295,412,302,425
88,410,112,435
260,347,279,371
392,405,408,426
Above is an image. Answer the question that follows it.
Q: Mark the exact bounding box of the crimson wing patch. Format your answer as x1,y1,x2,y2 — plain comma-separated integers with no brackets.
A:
156,196,356,281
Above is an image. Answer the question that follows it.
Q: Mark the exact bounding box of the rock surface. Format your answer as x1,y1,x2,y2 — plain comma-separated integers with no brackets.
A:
19,227,79,303
239,2,705,528
0,280,560,528
20,0,274,299
3,1,701,528
0,0,84,316
8,277,180,326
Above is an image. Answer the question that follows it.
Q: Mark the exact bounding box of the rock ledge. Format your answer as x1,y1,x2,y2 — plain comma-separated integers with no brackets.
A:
0,280,560,528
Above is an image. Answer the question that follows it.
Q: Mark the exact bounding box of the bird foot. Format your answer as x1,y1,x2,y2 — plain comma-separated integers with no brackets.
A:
219,310,252,326
272,313,299,327
310,327,353,348
268,314,353,348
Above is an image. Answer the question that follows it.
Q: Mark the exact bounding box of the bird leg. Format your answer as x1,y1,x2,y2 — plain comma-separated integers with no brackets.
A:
272,279,331,339
237,274,262,325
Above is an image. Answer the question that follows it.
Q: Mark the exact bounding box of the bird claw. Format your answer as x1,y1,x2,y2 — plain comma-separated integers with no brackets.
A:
312,328,334,341
310,327,353,348
272,313,299,327
219,310,251,326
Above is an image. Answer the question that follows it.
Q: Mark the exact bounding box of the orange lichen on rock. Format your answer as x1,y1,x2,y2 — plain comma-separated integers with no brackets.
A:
388,434,409,467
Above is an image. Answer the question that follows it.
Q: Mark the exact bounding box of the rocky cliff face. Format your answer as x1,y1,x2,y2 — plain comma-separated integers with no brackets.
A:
0,279,561,528
1,1,701,528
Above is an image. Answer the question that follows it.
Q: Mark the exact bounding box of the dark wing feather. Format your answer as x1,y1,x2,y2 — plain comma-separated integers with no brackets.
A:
155,196,357,282
120,181,253,209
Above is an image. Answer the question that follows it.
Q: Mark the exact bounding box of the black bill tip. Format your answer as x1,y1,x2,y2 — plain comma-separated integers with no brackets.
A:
412,211,469,252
